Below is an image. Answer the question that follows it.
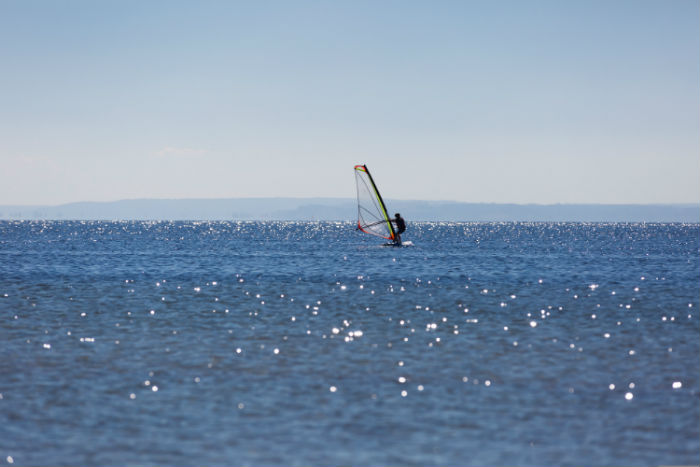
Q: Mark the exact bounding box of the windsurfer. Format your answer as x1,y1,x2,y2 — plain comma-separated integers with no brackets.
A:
392,213,406,245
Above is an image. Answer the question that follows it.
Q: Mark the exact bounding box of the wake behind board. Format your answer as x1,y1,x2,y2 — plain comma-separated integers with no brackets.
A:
382,241,414,247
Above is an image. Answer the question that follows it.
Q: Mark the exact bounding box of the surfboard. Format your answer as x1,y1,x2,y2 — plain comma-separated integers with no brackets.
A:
381,241,414,247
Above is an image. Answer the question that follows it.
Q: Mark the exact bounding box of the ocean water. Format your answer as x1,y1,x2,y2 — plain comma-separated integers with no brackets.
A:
0,221,698,467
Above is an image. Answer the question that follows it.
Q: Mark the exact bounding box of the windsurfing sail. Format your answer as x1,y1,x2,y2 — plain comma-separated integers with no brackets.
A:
354,164,396,241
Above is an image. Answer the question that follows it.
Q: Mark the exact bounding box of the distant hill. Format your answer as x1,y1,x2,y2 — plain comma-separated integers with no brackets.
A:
0,198,697,222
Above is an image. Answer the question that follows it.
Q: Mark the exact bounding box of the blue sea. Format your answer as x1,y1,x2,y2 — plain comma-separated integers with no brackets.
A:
0,221,698,466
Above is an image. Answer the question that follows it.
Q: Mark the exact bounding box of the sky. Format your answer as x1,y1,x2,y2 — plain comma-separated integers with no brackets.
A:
1,0,698,206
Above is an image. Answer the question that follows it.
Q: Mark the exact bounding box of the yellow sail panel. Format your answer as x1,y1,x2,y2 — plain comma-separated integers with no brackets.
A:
354,164,395,240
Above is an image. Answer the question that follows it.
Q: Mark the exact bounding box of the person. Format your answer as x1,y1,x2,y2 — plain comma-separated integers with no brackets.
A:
392,213,406,245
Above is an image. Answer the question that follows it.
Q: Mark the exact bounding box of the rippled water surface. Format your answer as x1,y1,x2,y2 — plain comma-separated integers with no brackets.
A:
1,221,698,466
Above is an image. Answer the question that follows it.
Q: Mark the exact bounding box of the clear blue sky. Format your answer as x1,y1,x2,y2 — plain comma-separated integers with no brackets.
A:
1,0,698,205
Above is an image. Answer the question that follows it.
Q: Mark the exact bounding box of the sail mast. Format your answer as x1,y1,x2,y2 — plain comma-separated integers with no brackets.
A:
359,165,395,240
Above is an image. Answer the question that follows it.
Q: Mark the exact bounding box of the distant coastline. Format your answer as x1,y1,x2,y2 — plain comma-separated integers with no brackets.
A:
0,198,697,222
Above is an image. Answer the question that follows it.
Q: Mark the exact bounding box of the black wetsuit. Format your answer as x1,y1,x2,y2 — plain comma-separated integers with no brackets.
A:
394,215,406,235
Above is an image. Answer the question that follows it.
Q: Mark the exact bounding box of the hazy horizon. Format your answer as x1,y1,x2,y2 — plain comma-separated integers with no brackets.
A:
3,196,700,209
1,197,697,222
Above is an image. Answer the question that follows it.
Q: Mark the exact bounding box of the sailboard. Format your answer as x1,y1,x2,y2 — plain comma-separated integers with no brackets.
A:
354,164,396,242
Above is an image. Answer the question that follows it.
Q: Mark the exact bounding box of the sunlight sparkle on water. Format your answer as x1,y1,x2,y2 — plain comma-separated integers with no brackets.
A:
1,221,697,467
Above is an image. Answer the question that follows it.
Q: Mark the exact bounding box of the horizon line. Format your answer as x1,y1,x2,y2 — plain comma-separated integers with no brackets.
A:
2,197,699,208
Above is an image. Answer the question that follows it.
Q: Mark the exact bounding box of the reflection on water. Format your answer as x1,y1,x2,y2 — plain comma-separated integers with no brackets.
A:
0,221,698,466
